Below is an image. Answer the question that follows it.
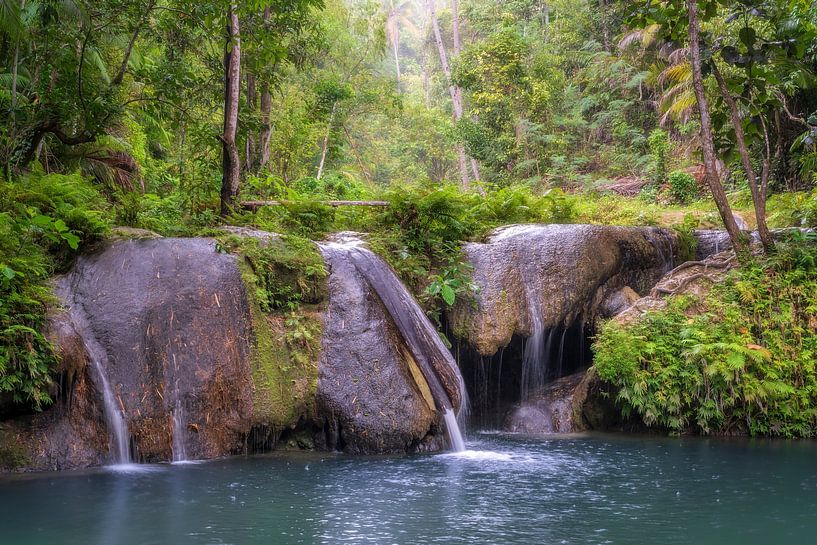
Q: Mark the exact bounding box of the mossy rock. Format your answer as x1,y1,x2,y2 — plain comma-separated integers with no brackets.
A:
0,427,29,470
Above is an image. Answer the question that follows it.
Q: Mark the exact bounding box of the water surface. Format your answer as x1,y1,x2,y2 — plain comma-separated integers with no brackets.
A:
1,433,815,545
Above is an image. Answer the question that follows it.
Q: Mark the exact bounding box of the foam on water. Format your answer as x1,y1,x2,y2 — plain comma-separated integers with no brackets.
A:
105,464,164,475
438,450,516,462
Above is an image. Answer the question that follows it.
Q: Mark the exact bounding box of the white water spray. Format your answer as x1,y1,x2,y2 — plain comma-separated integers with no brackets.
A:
171,399,188,463
87,346,131,464
443,409,466,452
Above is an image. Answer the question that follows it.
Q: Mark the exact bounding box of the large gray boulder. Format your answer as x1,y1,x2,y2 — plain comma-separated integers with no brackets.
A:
504,368,620,434
5,238,255,470
2,234,461,471
449,224,678,357
318,241,452,454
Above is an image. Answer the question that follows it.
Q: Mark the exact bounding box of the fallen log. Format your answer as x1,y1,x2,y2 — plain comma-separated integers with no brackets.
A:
241,200,389,211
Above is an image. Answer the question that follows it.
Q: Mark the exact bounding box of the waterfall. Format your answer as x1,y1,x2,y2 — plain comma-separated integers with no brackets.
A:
321,236,467,452
171,399,188,463
520,288,550,401
646,228,677,275
443,409,466,452
85,339,131,465
61,276,132,465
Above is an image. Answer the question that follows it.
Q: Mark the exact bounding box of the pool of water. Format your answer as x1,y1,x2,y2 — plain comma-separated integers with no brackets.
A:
1,432,816,545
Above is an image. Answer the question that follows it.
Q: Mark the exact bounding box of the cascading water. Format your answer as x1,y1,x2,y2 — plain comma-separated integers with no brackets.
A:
443,409,466,451
519,274,549,402
171,398,188,463
88,348,131,465
70,327,131,465
61,277,132,465
321,235,467,452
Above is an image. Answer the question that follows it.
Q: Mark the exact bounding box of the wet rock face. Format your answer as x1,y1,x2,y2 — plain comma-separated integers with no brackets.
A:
3,238,255,470
449,224,679,357
505,372,587,434
64,238,255,463
503,368,622,434
2,309,110,471
317,242,450,454
4,234,461,470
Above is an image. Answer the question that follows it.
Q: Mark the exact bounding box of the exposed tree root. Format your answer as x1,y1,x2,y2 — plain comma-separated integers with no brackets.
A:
650,253,737,297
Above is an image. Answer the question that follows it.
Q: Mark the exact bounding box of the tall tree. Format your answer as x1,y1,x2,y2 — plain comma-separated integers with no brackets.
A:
686,0,745,252
221,5,241,216
428,0,471,189
450,0,481,182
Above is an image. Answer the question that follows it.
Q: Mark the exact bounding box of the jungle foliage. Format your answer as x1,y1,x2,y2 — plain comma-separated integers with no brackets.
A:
0,0,816,417
595,234,817,438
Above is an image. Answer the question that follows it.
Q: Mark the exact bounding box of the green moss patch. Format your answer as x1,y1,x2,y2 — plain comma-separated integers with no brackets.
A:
219,234,327,429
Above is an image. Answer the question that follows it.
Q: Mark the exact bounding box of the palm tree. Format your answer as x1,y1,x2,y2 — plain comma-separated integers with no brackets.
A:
385,0,419,87
619,25,695,127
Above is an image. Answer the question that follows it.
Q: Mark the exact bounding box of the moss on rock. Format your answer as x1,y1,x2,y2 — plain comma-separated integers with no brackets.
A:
224,234,328,432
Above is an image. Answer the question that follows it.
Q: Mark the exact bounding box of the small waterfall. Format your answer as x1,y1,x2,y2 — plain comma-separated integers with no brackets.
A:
62,277,132,465
646,228,677,275
321,235,467,452
87,345,131,464
520,301,550,401
171,399,188,463
443,409,466,452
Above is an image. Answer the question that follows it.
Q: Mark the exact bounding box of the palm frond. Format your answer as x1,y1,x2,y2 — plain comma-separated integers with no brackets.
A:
0,0,23,39
658,62,691,86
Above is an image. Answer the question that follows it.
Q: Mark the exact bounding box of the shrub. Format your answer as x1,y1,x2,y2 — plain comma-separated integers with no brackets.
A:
667,170,698,204
595,235,817,437
0,172,109,410
218,235,327,312
767,189,817,228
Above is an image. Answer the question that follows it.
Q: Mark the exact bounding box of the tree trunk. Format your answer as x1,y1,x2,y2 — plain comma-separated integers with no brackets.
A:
686,0,744,252
317,102,337,180
470,157,481,182
111,0,157,87
711,64,773,251
258,7,273,171
344,125,372,183
10,0,25,116
220,6,241,217
542,1,550,41
599,0,611,52
452,0,462,56
391,25,402,86
259,85,272,170
428,0,469,188
246,72,256,172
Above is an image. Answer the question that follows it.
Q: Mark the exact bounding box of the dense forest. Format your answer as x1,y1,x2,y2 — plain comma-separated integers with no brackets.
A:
2,0,817,439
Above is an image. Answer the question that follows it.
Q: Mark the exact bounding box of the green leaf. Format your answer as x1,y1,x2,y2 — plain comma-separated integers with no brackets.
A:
30,215,53,228
739,27,757,49
62,233,80,250
441,284,456,306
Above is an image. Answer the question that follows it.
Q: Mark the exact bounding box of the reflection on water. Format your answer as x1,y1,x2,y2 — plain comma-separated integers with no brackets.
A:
1,433,816,545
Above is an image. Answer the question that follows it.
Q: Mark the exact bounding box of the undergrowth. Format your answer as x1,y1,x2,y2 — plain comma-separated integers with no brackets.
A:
0,171,108,410
217,234,327,428
595,233,817,438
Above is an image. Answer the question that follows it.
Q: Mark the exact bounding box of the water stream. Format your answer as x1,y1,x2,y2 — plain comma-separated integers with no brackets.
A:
63,279,132,465
87,347,131,465
442,409,466,452
171,399,188,463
